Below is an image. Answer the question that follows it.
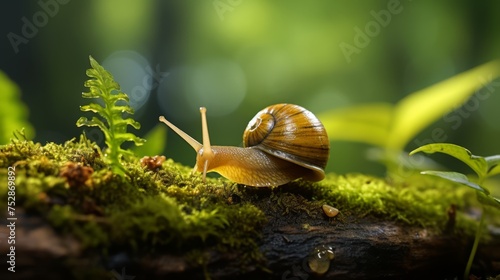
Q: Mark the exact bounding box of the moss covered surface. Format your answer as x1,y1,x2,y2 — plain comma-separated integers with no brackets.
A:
1,135,499,276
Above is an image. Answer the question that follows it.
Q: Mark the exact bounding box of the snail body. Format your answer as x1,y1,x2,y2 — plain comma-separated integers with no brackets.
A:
159,104,329,187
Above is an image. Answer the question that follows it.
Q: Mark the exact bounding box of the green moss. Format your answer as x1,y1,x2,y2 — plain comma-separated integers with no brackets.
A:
309,173,473,227
1,136,498,271
0,136,268,267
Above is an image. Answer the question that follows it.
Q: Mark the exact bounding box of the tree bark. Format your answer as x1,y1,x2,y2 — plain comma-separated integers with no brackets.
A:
2,205,499,280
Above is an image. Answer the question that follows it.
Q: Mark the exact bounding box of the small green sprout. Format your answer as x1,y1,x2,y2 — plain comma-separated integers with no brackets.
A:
76,56,146,176
410,143,500,279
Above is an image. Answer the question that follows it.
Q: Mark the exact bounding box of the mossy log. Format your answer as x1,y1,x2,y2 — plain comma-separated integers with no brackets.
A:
3,200,500,280
1,138,500,279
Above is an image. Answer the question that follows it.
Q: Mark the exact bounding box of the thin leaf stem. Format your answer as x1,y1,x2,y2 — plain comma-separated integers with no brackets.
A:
463,207,485,280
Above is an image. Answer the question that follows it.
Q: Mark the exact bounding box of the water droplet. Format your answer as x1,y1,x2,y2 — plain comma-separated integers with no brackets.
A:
308,245,334,275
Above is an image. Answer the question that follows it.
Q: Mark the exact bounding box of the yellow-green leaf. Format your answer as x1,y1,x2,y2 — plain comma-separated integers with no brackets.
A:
485,155,500,177
0,71,35,143
318,103,393,147
133,124,167,157
387,60,500,151
477,192,500,210
410,143,488,178
421,170,488,194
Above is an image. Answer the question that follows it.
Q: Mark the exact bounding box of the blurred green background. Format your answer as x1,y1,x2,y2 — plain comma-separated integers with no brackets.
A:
1,0,499,177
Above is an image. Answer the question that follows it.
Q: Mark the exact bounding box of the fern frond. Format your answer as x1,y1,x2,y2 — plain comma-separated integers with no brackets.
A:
76,116,108,131
76,55,146,176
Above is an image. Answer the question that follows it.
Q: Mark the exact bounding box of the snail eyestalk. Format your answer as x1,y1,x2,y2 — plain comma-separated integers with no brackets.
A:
199,107,214,181
200,107,212,154
159,116,202,152
159,111,215,183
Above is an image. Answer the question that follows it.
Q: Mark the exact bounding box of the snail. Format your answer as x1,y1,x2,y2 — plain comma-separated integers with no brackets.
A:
158,103,330,187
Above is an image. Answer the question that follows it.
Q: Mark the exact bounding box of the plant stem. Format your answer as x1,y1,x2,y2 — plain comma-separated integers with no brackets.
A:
463,207,485,280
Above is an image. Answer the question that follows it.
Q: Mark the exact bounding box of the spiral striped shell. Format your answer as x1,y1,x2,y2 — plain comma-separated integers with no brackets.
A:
242,104,330,181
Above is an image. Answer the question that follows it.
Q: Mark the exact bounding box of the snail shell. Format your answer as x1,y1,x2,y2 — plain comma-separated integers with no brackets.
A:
243,104,330,182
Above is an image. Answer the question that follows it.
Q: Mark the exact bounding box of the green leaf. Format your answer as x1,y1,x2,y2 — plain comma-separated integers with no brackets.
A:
410,143,488,178
318,60,500,168
0,71,35,144
80,103,105,113
114,133,146,145
318,103,393,147
113,105,135,115
76,117,108,133
485,155,500,177
476,192,500,210
132,124,167,157
114,118,141,129
420,170,489,194
387,60,500,151
367,147,443,171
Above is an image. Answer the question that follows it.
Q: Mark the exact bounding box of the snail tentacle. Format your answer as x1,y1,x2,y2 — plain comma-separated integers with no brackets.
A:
159,116,202,152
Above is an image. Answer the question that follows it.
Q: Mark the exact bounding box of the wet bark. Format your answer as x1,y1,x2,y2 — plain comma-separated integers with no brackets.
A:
2,206,499,280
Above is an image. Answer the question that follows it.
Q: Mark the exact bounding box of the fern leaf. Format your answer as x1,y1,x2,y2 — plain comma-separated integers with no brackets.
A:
76,55,146,176
80,103,106,114
76,116,109,132
113,106,135,115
